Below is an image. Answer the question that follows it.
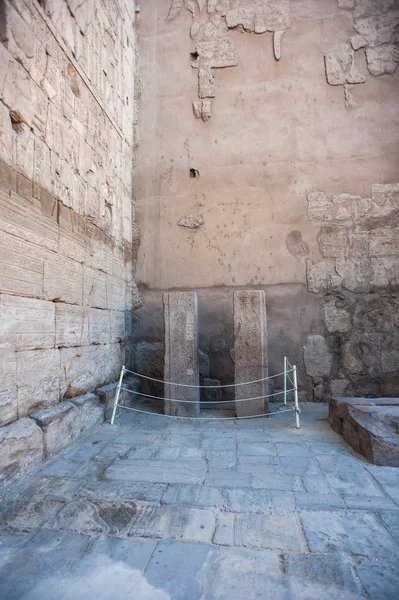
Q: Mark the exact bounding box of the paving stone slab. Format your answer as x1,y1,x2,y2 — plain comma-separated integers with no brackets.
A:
379,511,399,544
276,443,313,457
300,509,399,558
128,504,215,544
204,469,252,488
205,450,236,468
76,535,156,572
12,476,84,503
0,500,64,532
213,511,303,551
78,480,167,503
252,473,304,492
0,530,92,600
295,493,346,510
237,442,277,456
145,540,217,600
237,462,277,476
309,442,351,456
200,546,287,600
161,484,225,509
343,496,399,511
124,444,158,460
301,474,332,494
364,465,399,503
317,455,366,473
355,559,399,600
201,438,236,451
227,488,296,515
283,552,362,599
155,447,205,461
278,457,321,475
105,459,206,485
238,454,279,465
325,471,383,497
90,442,132,463
54,499,139,536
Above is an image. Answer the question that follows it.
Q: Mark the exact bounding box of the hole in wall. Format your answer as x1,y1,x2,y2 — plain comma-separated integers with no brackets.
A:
190,168,199,179
190,51,199,62
10,112,24,133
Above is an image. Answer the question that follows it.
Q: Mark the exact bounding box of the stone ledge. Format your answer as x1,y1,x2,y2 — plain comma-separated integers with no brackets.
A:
0,418,44,488
94,377,141,421
329,397,399,466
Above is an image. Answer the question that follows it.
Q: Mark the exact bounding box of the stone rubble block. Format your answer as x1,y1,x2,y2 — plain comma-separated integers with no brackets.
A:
0,417,44,487
30,401,80,458
303,335,332,379
70,393,104,436
329,397,399,466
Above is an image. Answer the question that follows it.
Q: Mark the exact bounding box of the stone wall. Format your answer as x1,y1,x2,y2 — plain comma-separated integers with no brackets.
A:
135,0,399,399
0,0,141,429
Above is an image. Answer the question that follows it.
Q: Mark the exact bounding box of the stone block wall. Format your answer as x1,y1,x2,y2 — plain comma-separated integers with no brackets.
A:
135,0,399,401
0,0,141,428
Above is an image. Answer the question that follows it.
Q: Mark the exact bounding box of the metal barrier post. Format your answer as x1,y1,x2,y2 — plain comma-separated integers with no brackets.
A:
110,366,125,425
293,365,300,429
283,356,287,405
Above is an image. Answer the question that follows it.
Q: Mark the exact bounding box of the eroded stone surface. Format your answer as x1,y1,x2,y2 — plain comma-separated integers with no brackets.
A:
234,290,268,417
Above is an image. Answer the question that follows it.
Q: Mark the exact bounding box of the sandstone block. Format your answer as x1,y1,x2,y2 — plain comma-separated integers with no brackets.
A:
30,401,79,458
306,260,337,294
16,348,60,417
89,308,110,344
0,418,44,486
0,349,17,426
70,393,104,435
303,335,332,379
83,266,108,309
324,44,366,86
44,254,83,305
323,299,351,333
164,292,200,417
55,303,88,347
366,45,399,77
234,290,268,417
0,294,55,350
0,103,13,166
60,344,123,398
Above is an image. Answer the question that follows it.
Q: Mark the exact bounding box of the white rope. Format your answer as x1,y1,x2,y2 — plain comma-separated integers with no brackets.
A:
119,385,296,404
122,366,291,388
116,404,296,420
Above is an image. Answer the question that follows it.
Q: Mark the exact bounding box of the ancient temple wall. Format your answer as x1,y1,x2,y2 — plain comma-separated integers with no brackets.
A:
135,0,399,400
0,0,141,427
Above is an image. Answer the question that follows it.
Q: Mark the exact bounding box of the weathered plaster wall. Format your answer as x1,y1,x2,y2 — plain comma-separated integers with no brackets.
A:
0,0,141,428
135,0,399,399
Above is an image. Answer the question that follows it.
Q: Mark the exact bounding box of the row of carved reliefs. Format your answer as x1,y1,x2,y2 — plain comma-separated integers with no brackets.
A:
325,0,399,107
304,183,399,400
0,1,141,427
167,0,291,119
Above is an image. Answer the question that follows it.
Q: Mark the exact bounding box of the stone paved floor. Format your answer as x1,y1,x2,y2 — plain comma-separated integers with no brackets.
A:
1,404,398,599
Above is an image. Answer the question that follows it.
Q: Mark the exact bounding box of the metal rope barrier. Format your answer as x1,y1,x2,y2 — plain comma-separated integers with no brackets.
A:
119,385,296,404
110,357,301,429
122,366,290,388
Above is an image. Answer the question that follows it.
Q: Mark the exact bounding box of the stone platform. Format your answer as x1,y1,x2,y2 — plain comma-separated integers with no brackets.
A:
1,405,398,599
329,398,399,467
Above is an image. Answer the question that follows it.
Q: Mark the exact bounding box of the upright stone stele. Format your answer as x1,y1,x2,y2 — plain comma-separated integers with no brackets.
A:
163,292,200,417
234,290,268,417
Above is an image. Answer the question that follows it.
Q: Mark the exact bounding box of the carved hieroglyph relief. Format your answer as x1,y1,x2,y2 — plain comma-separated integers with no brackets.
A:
167,0,291,119
326,0,399,107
